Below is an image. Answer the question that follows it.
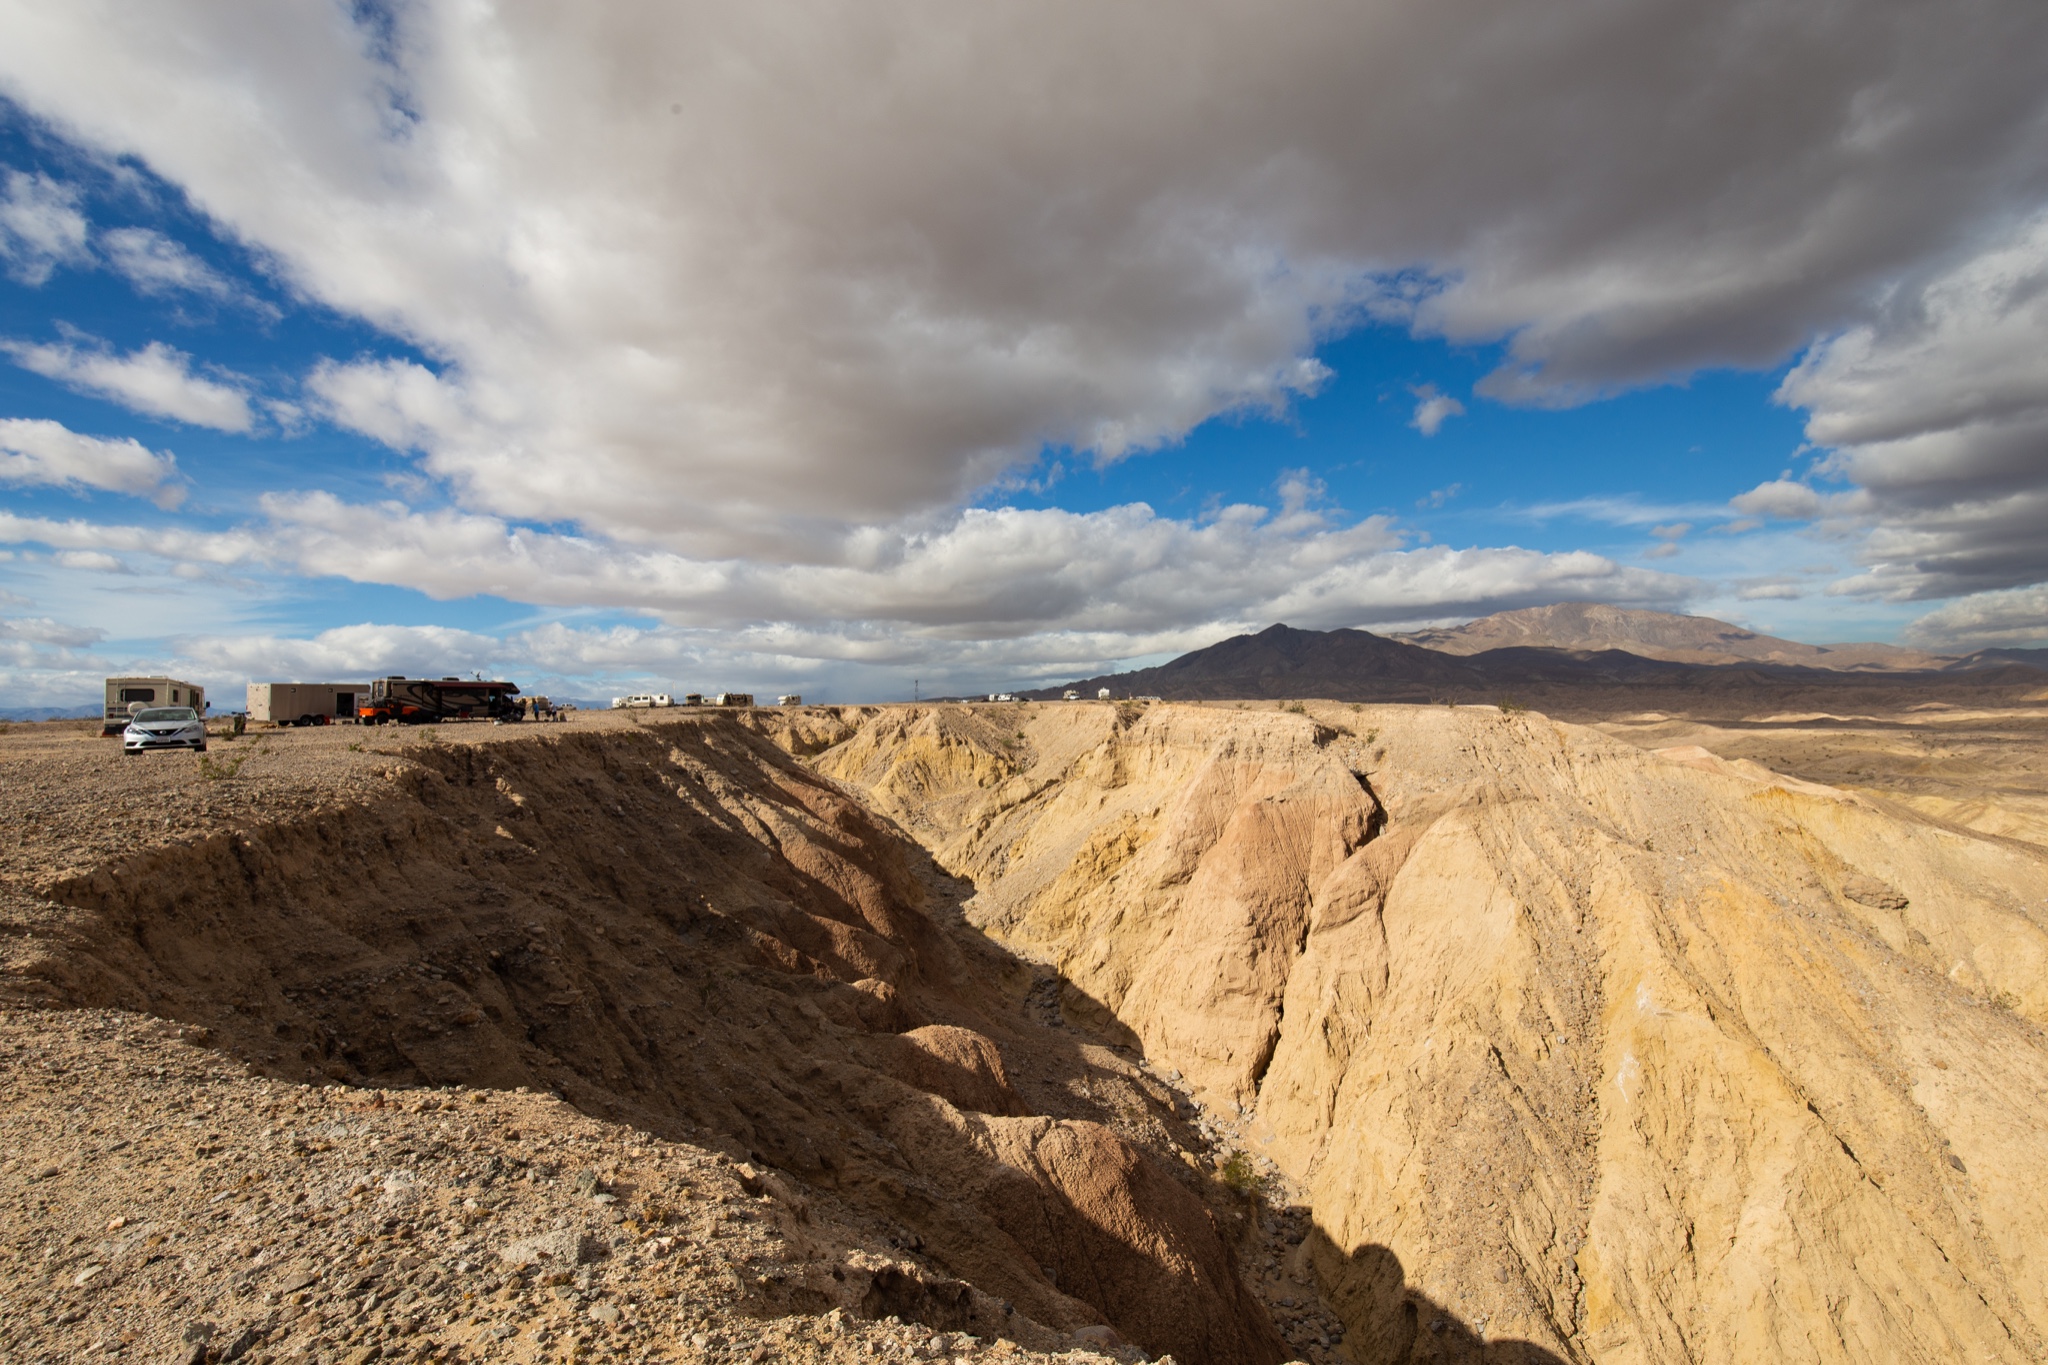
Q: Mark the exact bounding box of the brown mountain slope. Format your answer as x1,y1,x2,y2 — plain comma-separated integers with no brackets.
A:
815,700,2048,1363
1394,603,1953,670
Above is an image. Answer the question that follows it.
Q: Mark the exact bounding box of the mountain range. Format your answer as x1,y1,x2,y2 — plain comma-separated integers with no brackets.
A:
1028,606,2047,702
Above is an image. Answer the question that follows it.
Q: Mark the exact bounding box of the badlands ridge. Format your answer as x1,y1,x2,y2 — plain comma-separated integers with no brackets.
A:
4,696,2048,1364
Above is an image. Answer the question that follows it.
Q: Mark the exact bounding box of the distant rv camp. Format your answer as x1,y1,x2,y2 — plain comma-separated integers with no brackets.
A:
99,673,810,737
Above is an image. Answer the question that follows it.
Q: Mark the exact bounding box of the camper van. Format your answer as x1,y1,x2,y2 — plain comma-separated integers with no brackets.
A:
102,676,205,735
247,682,367,727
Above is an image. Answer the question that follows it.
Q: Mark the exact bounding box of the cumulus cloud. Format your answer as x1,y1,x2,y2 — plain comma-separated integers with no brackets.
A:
1904,584,2048,649
1730,479,1827,521
0,492,1691,662
1409,385,1466,436
1774,211,2048,600
0,168,89,284
97,225,251,306
0,2,2042,556
2,335,255,432
0,417,183,506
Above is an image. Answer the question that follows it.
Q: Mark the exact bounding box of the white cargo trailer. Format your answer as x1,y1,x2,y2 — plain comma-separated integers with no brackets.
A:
247,682,368,727
103,676,205,735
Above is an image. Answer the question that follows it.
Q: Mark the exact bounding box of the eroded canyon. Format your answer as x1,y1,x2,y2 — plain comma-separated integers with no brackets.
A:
5,697,2048,1364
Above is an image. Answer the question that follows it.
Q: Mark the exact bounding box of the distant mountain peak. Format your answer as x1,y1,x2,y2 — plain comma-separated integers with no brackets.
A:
1394,604,1952,672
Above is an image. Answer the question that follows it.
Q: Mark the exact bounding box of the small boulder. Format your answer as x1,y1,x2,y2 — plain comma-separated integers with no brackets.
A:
498,1228,602,1268
1842,874,1909,911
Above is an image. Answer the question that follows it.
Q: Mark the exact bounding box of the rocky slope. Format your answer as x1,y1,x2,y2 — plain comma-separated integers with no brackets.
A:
812,700,2048,1363
9,701,2048,1364
1392,604,1953,671
2,714,1289,1365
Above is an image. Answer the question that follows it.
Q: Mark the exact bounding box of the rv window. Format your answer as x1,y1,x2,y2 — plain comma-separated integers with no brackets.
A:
119,687,157,704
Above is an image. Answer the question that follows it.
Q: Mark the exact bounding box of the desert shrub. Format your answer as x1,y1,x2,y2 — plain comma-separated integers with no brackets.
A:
1220,1149,1263,1196
197,752,250,781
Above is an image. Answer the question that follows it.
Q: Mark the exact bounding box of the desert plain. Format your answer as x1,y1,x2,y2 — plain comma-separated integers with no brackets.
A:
3,682,2047,1365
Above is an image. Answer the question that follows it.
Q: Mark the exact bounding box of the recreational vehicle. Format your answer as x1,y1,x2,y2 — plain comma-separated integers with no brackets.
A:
102,676,205,735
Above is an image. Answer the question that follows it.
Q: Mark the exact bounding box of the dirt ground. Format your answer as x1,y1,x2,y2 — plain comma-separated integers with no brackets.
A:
0,708,1319,1365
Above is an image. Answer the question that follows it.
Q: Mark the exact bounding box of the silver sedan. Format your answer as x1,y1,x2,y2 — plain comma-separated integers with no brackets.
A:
122,706,208,754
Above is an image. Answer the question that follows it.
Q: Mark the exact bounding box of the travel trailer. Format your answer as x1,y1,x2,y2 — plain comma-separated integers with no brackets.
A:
102,676,205,735
247,682,367,727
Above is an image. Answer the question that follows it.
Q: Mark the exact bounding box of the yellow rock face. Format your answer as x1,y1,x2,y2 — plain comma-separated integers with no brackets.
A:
818,701,2048,1363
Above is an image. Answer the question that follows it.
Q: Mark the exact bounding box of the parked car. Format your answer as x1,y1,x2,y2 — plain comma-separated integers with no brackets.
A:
123,706,207,755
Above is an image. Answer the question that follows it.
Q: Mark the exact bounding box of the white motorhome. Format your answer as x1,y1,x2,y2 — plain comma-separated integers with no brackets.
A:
247,682,368,727
103,676,205,735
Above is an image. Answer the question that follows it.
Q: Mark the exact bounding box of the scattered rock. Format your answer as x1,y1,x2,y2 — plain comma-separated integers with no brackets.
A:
1842,874,1910,911
498,1228,602,1268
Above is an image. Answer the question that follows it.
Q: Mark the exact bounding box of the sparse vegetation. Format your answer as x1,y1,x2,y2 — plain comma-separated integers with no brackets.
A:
1282,701,1308,715
196,751,250,781
1220,1148,1264,1196
1992,990,2022,1013
1497,695,1528,715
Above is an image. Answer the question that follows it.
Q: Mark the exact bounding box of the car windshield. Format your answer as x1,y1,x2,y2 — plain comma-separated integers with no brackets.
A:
133,708,197,724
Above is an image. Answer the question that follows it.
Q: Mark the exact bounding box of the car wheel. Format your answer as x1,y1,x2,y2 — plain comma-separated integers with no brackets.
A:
197,742,208,753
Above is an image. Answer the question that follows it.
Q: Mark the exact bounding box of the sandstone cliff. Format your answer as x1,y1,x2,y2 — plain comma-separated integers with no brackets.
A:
814,700,2048,1363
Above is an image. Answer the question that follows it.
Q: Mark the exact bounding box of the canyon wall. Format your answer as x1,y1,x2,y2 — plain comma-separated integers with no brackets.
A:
814,701,2048,1363
9,719,1283,1365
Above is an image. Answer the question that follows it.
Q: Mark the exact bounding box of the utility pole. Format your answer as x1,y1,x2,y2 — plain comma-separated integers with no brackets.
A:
914,679,920,703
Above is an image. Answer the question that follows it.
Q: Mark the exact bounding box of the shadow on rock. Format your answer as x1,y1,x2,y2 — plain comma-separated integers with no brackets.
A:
16,715,1283,1365
1311,1236,1570,1365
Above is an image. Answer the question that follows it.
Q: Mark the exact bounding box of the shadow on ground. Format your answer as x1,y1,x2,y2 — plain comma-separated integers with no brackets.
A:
8,715,1287,1365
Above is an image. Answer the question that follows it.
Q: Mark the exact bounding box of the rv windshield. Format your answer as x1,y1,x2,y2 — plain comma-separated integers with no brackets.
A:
133,708,197,724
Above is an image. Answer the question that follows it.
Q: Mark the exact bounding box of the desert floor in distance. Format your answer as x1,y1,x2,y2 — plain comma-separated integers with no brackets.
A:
4,688,2048,1365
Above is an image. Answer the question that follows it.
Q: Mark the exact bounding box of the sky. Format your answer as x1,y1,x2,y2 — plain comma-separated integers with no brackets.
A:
1,1,2046,707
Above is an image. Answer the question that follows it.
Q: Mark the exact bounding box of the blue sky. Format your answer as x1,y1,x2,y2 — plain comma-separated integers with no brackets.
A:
2,4,2045,705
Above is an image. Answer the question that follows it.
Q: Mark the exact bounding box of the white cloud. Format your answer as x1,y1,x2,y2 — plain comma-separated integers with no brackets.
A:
1904,584,2048,648
97,226,250,305
3,336,255,432
1409,385,1466,436
1730,479,1826,520
0,417,183,506
0,493,1693,667
52,549,126,573
1772,211,2048,600
0,2,2040,556
0,615,103,648
0,168,89,284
